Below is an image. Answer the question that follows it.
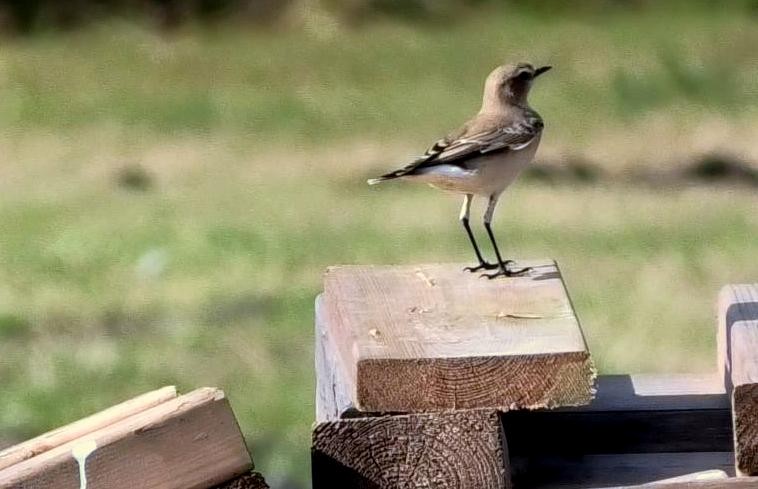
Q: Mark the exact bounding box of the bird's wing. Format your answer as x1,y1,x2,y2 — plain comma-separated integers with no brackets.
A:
374,115,543,181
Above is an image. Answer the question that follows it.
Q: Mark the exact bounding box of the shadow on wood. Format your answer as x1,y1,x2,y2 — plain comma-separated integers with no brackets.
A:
311,449,380,489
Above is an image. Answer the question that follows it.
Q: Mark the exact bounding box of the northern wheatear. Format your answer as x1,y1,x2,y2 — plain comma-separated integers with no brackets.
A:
368,62,551,279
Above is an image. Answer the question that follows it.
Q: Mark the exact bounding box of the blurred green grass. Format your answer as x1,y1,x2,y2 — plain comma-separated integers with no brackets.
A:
0,6,757,488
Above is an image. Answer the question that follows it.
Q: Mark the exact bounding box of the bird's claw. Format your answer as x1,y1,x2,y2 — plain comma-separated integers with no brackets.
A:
479,264,533,279
464,261,508,273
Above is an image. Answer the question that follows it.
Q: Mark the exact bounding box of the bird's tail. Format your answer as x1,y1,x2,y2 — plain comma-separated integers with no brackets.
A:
367,169,407,185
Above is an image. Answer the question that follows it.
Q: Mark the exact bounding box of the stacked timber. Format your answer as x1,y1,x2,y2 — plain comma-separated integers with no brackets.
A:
313,265,758,488
312,261,597,488
0,387,268,489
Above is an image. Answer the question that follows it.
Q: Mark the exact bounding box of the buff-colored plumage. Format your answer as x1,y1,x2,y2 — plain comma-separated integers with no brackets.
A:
369,62,551,278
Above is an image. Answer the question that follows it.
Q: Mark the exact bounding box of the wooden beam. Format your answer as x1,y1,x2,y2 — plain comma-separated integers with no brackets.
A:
314,302,510,488
312,410,510,489
213,472,269,489
718,284,758,476
0,386,177,471
0,388,251,489
503,374,732,455
321,261,595,412
513,452,736,488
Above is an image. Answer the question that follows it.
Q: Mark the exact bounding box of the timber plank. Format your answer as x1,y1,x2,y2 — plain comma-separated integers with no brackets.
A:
0,388,251,489
0,386,177,471
314,296,510,488
321,261,595,412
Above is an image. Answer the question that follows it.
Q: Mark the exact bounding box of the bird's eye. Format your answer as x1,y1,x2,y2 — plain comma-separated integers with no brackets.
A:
517,71,532,81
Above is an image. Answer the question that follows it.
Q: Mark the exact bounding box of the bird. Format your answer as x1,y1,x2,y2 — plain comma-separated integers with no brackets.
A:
368,62,551,279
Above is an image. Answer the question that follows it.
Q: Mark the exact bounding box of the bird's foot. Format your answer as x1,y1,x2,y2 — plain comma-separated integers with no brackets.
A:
480,262,532,280
463,261,502,273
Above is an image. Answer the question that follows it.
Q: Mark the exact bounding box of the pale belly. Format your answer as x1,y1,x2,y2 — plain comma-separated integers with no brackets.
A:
404,136,540,197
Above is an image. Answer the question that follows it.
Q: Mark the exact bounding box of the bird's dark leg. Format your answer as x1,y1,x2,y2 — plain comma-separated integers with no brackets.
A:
459,194,498,272
480,195,531,279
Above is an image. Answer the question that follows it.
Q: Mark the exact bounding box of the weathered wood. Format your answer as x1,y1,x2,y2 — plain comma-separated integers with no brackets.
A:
0,388,251,489
213,472,269,489
0,386,177,471
321,261,596,412
718,284,758,476
312,410,509,489
315,298,510,488
315,294,355,422
513,452,736,488
503,374,732,455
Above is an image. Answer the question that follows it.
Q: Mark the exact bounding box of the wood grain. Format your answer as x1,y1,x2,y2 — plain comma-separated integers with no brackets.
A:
718,284,758,476
312,410,509,489
503,373,732,455
0,386,177,471
0,388,251,489
322,261,595,412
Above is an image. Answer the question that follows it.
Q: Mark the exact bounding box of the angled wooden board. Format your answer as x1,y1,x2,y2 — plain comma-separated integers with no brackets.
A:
0,388,251,489
321,261,596,412
0,386,177,471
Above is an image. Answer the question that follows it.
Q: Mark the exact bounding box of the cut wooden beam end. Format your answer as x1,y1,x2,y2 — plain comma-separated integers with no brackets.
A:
717,283,758,476
321,261,596,412
355,352,596,411
0,387,251,489
312,410,509,489
0,385,178,471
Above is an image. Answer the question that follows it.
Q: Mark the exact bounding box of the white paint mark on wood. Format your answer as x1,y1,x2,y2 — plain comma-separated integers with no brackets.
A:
71,439,97,489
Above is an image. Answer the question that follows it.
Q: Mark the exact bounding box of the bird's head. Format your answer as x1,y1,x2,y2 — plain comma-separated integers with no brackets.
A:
482,62,551,110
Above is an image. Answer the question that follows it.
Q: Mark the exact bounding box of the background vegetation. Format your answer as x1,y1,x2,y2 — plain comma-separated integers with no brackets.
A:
0,2,757,488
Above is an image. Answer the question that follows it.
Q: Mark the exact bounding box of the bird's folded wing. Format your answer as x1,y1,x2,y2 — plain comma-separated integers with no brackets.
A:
405,118,543,172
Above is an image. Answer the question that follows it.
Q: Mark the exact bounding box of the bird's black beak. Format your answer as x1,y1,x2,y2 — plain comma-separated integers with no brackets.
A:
534,65,552,77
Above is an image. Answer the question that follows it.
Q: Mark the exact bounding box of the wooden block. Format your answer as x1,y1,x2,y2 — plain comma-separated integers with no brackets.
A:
503,373,732,455
0,388,251,489
718,284,758,476
213,472,269,489
314,302,510,488
514,452,736,488
0,386,177,471
312,410,510,489
321,261,595,412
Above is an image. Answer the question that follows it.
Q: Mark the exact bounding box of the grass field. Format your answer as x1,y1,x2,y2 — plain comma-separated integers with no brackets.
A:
0,5,757,488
